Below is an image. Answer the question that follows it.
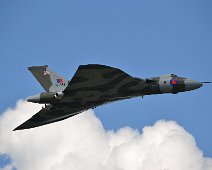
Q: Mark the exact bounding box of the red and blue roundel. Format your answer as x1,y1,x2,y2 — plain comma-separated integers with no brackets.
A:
170,79,177,86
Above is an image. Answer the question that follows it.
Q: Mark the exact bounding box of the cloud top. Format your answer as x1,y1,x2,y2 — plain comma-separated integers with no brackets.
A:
0,100,211,170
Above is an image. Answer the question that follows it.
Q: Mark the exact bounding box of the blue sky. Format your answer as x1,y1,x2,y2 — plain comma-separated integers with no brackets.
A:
0,0,212,167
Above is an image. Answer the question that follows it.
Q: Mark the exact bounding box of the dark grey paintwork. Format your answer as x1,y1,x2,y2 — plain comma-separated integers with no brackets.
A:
14,64,205,130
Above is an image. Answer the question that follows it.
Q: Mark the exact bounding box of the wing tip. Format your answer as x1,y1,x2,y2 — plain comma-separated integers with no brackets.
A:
13,126,22,131
13,124,28,131
13,121,35,131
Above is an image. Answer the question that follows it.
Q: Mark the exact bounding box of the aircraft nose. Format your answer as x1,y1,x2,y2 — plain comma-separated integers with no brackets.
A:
184,79,203,91
27,94,40,103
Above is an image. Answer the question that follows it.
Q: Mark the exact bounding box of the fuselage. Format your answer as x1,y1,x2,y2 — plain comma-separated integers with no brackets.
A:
15,64,208,131
28,74,203,108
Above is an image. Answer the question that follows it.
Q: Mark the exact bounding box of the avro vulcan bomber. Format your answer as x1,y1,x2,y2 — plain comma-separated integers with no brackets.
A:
14,64,210,130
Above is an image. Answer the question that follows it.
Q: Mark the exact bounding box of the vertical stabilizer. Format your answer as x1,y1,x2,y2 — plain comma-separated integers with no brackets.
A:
28,65,68,92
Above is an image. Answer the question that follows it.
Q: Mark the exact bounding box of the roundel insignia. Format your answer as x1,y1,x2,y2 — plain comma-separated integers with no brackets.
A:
170,79,177,86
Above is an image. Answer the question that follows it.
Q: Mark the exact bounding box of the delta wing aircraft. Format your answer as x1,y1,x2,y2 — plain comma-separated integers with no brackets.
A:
14,64,210,130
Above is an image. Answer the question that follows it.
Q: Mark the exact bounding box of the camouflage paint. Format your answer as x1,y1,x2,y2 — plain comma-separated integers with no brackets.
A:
14,64,203,130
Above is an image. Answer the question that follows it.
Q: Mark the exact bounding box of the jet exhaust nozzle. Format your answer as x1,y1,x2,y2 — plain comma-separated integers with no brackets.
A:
27,94,40,103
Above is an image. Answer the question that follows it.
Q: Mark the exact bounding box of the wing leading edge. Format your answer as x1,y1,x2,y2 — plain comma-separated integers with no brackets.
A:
64,64,146,91
63,64,146,101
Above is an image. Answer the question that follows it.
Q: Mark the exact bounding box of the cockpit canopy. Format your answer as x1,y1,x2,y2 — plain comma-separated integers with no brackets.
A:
171,74,178,77
160,74,178,77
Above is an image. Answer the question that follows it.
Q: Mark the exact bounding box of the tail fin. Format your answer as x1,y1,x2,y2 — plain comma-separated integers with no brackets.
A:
28,65,68,92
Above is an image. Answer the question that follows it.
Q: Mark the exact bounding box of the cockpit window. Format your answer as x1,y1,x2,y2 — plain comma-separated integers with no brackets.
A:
171,74,178,77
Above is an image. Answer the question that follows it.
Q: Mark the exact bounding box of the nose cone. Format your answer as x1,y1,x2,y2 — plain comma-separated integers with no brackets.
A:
185,79,203,91
27,94,40,103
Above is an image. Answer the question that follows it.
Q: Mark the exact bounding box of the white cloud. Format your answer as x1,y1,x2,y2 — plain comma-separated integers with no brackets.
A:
0,100,212,170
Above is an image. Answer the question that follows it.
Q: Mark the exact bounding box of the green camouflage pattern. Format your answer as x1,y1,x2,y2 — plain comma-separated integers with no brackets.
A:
14,64,203,130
